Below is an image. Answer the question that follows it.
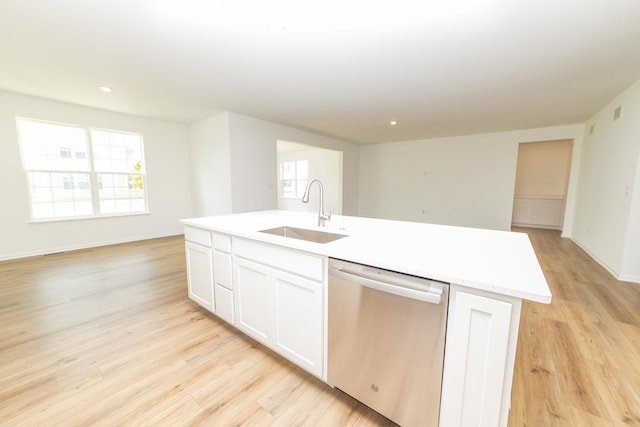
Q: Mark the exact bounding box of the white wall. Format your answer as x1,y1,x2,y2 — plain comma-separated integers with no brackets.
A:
621,152,640,281
358,125,584,231
572,78,640,282
227,113,279,213
0,90,192,260
187,112,359,217
230,113,359,215
228,113,359,215
277,146,343,214
514,140,573,199
188,113,232,217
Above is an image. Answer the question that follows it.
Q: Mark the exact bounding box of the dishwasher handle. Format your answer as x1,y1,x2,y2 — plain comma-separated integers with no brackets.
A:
329,266,443,304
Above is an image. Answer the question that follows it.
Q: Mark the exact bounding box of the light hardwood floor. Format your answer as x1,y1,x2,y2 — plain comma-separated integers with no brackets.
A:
0,229,638,426
510,228,640,426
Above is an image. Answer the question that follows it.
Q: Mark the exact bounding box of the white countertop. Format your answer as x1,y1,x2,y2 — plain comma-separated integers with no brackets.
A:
181,210,551,303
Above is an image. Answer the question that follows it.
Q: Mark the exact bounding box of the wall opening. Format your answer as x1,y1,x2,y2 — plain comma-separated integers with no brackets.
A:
512,139,573,230
276,140,343,215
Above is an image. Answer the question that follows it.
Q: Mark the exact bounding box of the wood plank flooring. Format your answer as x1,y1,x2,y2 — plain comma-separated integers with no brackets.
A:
0,236,394,426
1,229,639,426
509,228,640,426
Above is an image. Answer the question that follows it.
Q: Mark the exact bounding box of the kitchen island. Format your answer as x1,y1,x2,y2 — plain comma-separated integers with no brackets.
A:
181,210,551,426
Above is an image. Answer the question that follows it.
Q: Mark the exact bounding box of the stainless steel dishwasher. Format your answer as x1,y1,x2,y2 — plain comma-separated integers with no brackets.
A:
328,258,449,427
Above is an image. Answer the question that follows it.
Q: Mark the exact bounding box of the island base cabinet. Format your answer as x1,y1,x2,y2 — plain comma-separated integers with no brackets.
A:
185,241,214,312
234,259,271,344
232,239,325,379
272,271,323,377
439,286,522,427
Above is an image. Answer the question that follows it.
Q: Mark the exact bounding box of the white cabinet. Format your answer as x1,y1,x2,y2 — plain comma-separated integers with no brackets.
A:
439,286,522,427
214,285,234,324
185,238,214,312
184,226,326,379
184,227,234,323
272,270,323,375
213,251,232,288
512,197,565,229
234,258,271,343
233,238,326,379
183,220,533,426
212,233,234,324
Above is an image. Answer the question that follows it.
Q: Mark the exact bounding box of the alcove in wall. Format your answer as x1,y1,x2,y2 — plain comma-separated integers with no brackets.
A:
512,139,573,230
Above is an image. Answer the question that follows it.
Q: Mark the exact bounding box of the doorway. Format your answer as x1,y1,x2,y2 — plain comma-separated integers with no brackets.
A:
512,139,573,230
276,140,343,215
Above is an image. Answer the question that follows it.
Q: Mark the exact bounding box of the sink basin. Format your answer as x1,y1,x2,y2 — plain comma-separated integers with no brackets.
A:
259,226,348,244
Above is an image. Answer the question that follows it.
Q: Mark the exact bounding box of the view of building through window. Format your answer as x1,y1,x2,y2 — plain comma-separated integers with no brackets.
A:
17,118,147,220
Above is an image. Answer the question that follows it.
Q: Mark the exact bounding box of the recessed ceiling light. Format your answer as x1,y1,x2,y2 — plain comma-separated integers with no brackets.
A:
99,86,112,93
389,120,398,126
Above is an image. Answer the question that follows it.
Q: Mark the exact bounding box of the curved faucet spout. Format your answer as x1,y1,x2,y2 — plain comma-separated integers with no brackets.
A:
301,179,331,227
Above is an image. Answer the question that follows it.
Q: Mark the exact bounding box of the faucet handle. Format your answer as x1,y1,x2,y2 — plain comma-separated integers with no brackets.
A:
318,209,331,227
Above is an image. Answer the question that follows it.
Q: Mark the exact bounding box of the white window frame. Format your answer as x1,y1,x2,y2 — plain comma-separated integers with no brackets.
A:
280,159,309,199
16,117,149,222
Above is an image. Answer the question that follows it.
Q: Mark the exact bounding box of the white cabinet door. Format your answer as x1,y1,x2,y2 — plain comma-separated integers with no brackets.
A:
533,199,565,227
185,242,214,312
440,287,521,427
234,258,271,344
272,270,324,377
512,198,565,229
512,198,534,224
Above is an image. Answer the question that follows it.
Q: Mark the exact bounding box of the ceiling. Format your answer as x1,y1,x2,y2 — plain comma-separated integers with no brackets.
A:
1,1,640,144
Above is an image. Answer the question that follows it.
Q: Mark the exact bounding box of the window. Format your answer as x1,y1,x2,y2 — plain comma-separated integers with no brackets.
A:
17,118,147,220
280,160,308,198
62,175,75,190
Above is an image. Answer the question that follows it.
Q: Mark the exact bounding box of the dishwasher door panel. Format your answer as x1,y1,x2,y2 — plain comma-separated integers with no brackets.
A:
328,261,448,427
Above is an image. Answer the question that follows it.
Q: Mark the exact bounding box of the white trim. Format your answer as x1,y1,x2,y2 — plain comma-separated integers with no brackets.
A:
0,232,183,262
27,210,151,224
618,274,640,284
569,237,640,284
16,117,148,221
511,222,562,231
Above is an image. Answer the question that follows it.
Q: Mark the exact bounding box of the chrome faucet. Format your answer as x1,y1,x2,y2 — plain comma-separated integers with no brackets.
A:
301,179,331,227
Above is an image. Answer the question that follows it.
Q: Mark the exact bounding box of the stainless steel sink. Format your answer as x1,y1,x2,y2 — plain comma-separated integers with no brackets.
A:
259,226,348,244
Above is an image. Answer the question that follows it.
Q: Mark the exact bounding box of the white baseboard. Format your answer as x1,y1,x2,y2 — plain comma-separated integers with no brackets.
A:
0,232,184,262
568,237,640,285
618,273,640,284
511,222,562,230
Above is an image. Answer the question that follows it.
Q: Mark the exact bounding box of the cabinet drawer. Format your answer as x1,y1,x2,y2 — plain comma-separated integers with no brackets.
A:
184,226,212,247
234,238,325,282
214,284,234,324
212,233,232,253
213,251,233,290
